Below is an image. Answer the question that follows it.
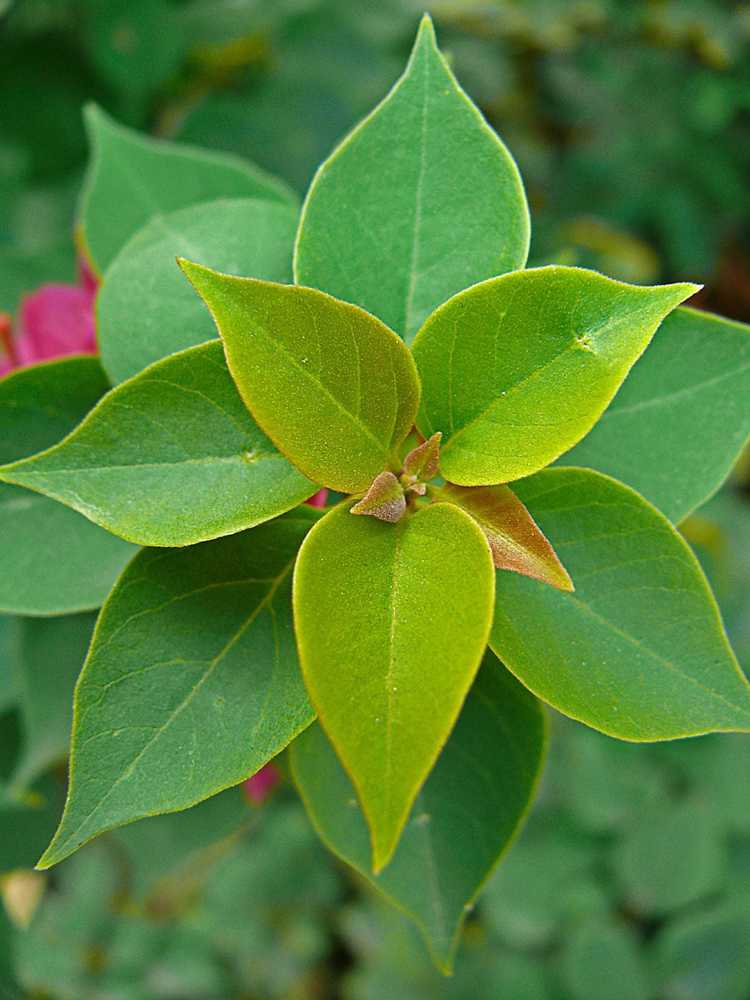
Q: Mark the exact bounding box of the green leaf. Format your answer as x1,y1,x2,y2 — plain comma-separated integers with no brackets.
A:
293,500,495,871
0,617,16,714
560,918,649,1000
440,483,573,591
0,358,135,615
291,650,545,972
562,307,750,522
181,262,420,493
489,467,750,740
80,105,296,273
614,799,726,917
10,614,96,792
294,15,529,343
412,266,699,486
0,343,315,547
37,509,319,870
98,198,298,384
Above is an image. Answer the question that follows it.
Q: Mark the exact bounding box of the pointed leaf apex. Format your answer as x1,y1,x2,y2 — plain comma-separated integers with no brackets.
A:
403,432,442,484
351,471,406,523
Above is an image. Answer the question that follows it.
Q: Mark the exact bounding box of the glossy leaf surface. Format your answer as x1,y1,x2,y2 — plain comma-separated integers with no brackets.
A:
412,266,698,485
0,358,135,614
181,263,420,492
0,343,315,547
564,307,750,522
98,198,298,383
441,483,573,590
291,651,546,971
489,468,750,740
294,501,495,871
38,509,319,869
294,16,529,343
81,105,294,273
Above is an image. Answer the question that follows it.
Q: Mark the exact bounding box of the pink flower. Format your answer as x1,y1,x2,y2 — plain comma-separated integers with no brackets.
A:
242,762,282,804
306,489,328,508
0,258,98,376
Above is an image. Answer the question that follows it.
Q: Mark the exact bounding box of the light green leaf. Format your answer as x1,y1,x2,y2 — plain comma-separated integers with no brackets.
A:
81,105,296,273
293,500,495,872
181,262,420,493
294,15,529,343
0,343,315,547
412,266,698,486
562,307,750,522
0,358,135,615
37,509,319,870
291,650,546,972
10,614,96,792
489,467,750,740
98,198,298,383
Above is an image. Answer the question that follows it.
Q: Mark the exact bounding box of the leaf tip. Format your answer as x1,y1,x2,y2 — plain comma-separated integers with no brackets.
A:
413,12,437,52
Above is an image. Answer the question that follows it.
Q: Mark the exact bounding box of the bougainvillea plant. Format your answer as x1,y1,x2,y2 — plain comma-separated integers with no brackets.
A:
2,15,750,972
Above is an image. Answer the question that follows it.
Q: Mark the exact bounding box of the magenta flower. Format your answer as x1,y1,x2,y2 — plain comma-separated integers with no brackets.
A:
242,762,282,804
0,259,98,376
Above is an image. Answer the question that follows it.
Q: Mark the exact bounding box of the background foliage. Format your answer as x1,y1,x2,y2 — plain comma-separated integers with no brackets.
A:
1,0,750,996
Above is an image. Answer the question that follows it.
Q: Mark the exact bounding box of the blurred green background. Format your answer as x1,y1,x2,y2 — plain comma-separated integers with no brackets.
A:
2,1,750,997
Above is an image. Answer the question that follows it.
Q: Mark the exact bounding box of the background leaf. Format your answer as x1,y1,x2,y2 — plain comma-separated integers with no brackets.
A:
98,198,298,383
0,343,315,547
291,650,546,972
562,307,750,523
182,264,420,492
10,613,96,793
38,509,319,869
489,467,750,740
294,501,494,871
294,16,529,344
0,358,134,615
80,105,295,273
412,266,697,486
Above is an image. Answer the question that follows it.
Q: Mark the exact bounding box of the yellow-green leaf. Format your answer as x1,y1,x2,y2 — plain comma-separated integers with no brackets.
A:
181,261,420,493
293,500,495,872
412,266,698,486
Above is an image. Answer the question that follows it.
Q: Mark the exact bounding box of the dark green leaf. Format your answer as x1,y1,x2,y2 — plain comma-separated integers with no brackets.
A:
563,307,750,522
295,16,529,343
489,468,750,739
81,105,296,273
0,343,315,547
0,358,135,614
98,198,298,383
38,509,319,869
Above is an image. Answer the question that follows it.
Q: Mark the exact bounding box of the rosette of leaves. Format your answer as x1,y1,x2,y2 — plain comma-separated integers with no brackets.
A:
1,14,750,974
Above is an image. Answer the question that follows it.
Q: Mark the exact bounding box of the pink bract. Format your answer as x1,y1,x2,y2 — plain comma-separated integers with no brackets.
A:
242,762,282,804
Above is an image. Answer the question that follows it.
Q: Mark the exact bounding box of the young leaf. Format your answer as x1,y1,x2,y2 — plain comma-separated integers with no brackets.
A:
412,266,699,486
293,501,495,872
294,15,529,343
350,471,406,523
98,198,298,383
489,467,750,740
0,358,135,615
562,307,750,523
10,614,96,792
402,431,441,489
181,262,420,492
291,650,546,972
37,509,319,870
0,342,315,547
440,482,573,591
81,105,295,273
